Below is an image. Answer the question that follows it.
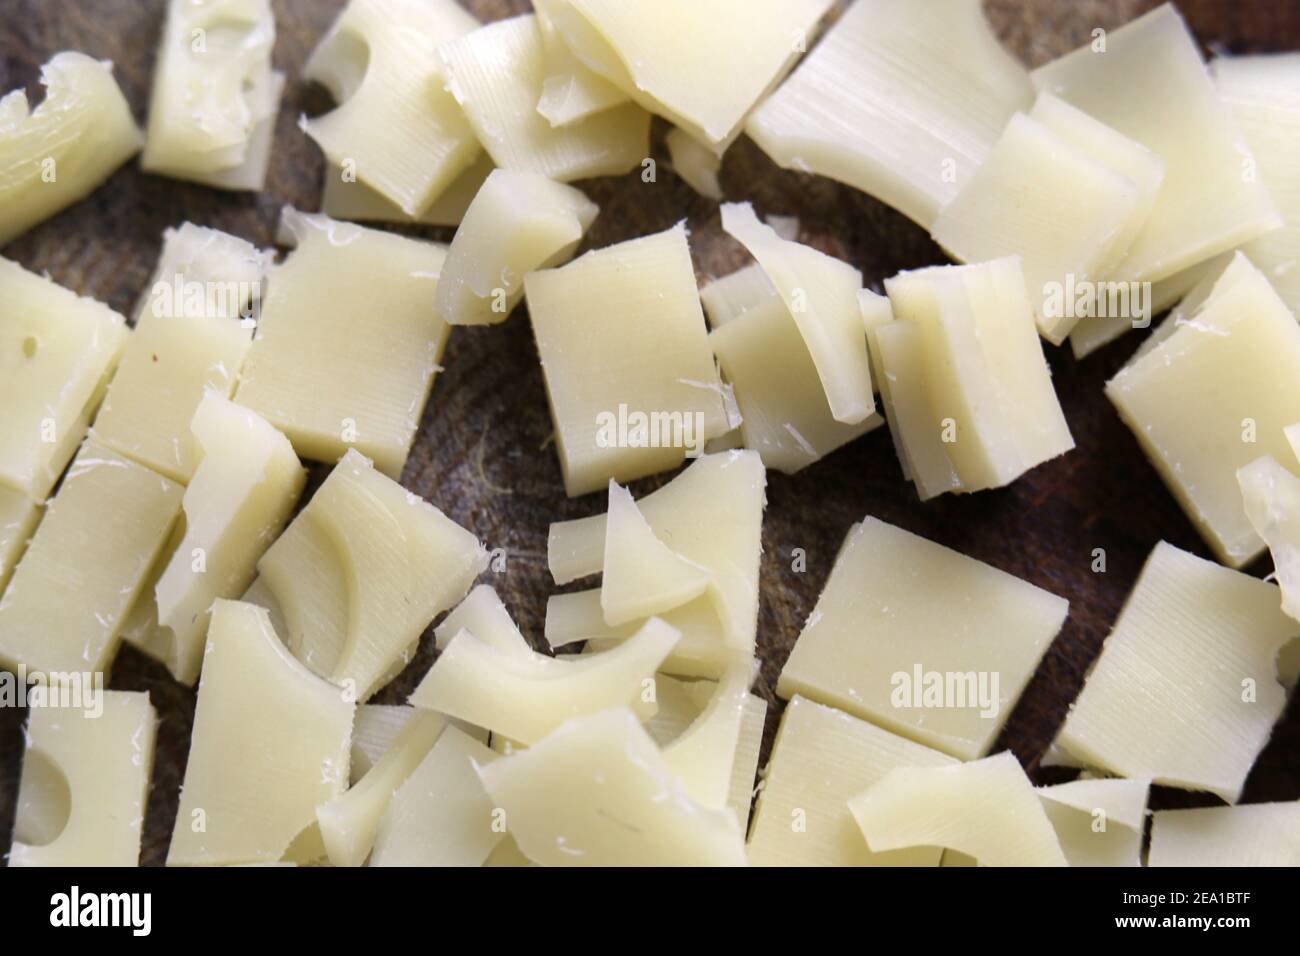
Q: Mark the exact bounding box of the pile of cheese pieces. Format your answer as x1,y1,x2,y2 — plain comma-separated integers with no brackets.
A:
2,0,1299,866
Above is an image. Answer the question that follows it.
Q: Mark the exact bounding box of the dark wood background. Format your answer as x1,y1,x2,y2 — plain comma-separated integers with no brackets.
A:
1,0,1297,867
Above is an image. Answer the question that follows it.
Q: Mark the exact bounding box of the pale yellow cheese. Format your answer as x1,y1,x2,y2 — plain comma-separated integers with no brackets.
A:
666,128,723,201
9,691,155,867
93,223,269,483
524,223,729,496
1056,541,1296,803
482,835,535,867
1106,253,1300,567
699,264,777,329
642,672,714,745
1031,4,1280,282
435,169,598,326
1148,801,1300,867
1239,456,1300,622
532,0,628,127
746,695,956,867
746,0,1030,229
320,153,494,227
847,752,1068,867
168,600,353,865
0,52,142,246
349,703,418,781
0,485,41,595
433,584,532,657
1036,777,1149,867
142,0,282,189
301,0,482,216
0,443,183,675
477,707,747,866
778,517,1068,759
660,661,753,810
0,257,128,499
369,726,504,866
234,209,450,478
726,693,767,830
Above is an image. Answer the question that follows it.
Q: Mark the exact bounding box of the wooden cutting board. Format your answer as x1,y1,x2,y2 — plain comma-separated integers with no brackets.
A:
1,0,1296,866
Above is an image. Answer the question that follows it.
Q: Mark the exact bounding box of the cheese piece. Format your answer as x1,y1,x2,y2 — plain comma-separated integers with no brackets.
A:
721,203,873,425
548,450,766,656
524,223,729,495
666,128,723,201
884,257,1075,493
778,517,1068,759
1239,456,1300,622
320,153,494,227
9,691,155,867
847,752,1068,867
439,15,650,182
482,835,534,867
660,662,751,810
1056,542,1296,803
93,224,269,483
141,0,282,189
533,0,628,127
435,169,598,326
253,449,487,700
301,0,482,216
478,707,747,866
409,618,677,745
234,209,450,477
0,486,41,594
1148,802,1300,867
1031,4,1280,283
1106,253,1300,567
0,443,183,675
930,105,1159,345
1213,55,1300,316
711,297,881,473
0,257,128,499
1036,778,1149,867
699,264,777,329
350,704,418,782
369,726,503,866
140,394,305,684
601,480,711,626
552,0,833,151
726,694,767,830
857,288,893,388
433,584,532,657
0,53,142,246
747,695,956,867
746,0,1030,229
643,673,714,744
168,601,353,865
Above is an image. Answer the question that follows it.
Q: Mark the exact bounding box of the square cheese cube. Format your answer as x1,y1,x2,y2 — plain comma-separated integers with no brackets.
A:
777,516,1068,759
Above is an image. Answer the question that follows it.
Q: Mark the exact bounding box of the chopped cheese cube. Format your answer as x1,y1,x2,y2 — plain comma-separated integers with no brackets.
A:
168,600,354,865
478,707,747,866
523,223,729,495
234,209,451,478
0,257,128,499
320,153,494,227
532,0,629,127
0,486,41,595
0,53,142,246
1031,4,1280,282
9,691,155,867
778,517,1068,759
1148,802,1300,867
666,128,723,201
0,443,183,675
1056,541,1296,803
747,696,957,867
1036,778,1149,867
1239,456,1300,622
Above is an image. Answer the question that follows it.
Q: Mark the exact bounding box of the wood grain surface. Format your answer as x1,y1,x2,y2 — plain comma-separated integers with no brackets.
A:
1,0,1297,867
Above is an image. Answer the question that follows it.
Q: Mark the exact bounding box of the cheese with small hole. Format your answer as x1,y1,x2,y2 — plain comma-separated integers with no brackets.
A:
168,600,354,866
746,0,1030,229
778,517,1068,759
524,224,730,496
532,0,628,127
477,707,747,866
435,169,598,326
0,443,183,675
8,691,155,867
1055,541,1296,803
409,618,677,745
439,14,650,182
746,695,956,867
700,264,777,329
666,128,723,200
320,153,493,227
142,0,282,189
1148,801,1300,867
0,486,41,594
1239,456,1300,622
1036,778,1149,867
234,209,450,478
0,52,142,246
847,752,1068,867
0,257,128,500
1031,3,1280,283
551,0,833,151
92,224,270,483
369,726,504,867
1106,253,1300,567
301,0,482,216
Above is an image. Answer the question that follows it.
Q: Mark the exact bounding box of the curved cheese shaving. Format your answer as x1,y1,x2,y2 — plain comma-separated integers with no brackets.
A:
433,584,532,658
1239,456,1300,622
661,662,752,810
1037,778,1149,867
533,0,629,127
